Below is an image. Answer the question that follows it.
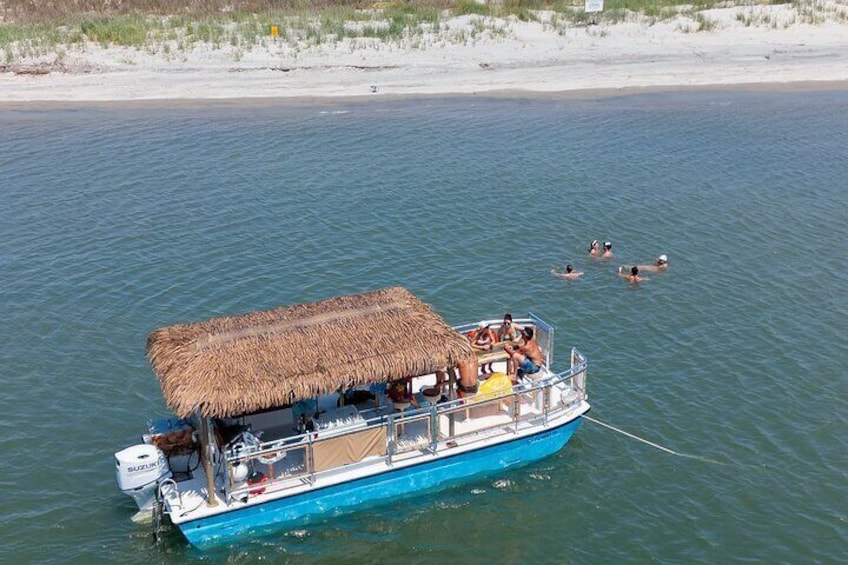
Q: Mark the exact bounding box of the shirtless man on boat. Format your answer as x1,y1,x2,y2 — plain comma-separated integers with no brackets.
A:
504,327,544,383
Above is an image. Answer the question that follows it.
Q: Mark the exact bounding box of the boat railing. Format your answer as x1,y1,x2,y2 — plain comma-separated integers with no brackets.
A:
225,438,313,500
388,410,435,457
568,348,588,400
220,348,587,504
454,317,538,339
454,316,554,365
435,395,515,441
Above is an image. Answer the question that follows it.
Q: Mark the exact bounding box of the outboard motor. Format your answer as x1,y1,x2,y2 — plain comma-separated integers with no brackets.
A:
115,444,172,512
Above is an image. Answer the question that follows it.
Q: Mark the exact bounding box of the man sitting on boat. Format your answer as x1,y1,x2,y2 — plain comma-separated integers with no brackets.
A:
504,327,544,383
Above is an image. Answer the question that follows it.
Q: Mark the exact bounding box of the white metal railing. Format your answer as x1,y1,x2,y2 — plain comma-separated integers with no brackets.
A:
529,312,555,367
158,316,581,506
214,350,588,504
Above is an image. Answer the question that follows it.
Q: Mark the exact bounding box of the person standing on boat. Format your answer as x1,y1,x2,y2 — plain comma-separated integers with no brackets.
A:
551,264,584,281
504,327,544,383
618,265,649,283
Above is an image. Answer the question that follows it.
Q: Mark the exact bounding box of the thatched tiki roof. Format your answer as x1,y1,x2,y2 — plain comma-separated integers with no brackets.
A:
146,287,476,419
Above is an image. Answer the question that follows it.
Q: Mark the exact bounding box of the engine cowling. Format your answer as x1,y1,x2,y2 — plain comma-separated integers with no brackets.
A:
115,444,172,511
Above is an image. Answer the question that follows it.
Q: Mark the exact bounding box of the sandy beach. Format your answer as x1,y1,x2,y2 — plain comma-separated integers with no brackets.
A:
2,4,847,104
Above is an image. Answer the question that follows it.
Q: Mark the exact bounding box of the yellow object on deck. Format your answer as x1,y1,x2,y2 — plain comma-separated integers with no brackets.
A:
473,373,512,403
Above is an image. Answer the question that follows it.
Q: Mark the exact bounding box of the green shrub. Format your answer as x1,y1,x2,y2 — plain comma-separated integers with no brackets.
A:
79,16,148,46
454,0,492,16
694,11,716,31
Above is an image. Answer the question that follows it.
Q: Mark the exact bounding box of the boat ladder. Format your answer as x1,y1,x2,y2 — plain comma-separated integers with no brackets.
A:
157,477,182,512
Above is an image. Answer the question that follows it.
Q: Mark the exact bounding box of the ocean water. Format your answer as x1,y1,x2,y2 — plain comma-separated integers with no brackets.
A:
1,90,846,563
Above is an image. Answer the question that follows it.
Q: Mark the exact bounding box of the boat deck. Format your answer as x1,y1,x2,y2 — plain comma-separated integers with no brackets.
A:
161,358,588,524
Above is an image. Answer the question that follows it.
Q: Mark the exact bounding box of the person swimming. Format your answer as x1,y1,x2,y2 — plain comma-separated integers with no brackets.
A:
551,264,584,281
634,254,669,273
602,241,613,258
588,240,601,257
617,265,649,283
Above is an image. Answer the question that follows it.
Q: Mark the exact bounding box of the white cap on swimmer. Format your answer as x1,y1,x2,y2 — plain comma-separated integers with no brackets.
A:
659,254,668,263
603,241,612,249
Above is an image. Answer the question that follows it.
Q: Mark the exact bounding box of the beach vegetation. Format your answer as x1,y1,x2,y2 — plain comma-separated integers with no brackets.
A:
545,11,571,33
595,8,631,23
469,16,490,36
693,10,718,29
735,10,757,26
566,11,585,27
78,16,149,47
0,0,844,64
676,10,717,30
792,0,827,23
455,0,494,16
501,0,544,21
695,11,717,30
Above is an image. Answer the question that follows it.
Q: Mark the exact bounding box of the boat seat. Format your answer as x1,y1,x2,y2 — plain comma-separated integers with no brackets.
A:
522,369,544,380
521,369,547,411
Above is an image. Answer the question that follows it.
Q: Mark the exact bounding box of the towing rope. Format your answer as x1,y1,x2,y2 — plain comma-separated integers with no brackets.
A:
584,415,724,465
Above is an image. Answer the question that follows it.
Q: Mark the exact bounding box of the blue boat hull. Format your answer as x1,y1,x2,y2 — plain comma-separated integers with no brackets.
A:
181,415,584,547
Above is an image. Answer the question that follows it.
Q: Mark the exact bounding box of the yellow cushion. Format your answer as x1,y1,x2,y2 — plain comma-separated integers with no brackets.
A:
472,373,513,403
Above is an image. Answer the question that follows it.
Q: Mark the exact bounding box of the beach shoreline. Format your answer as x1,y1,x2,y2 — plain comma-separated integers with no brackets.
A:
2,80,847,110
2,5,847,105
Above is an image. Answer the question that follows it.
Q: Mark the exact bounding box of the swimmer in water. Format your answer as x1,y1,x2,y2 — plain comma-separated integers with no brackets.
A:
635,254,669,273
551,264,584,281
618,265,649,283
588,240,601,257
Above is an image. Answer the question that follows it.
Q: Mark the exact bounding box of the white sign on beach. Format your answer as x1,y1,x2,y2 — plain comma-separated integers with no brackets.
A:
585,0,604,13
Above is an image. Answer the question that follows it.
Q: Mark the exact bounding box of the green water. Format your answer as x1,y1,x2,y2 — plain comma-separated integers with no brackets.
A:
1,91,846,563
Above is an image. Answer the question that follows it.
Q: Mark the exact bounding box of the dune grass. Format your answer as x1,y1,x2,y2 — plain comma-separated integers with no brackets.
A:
0,0,844,64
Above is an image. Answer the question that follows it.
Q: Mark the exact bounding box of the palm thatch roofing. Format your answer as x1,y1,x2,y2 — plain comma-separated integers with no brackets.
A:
146,287,476,419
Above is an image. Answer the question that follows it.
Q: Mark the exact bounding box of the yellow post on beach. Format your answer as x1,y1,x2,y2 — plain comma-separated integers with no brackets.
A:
270,25,279,38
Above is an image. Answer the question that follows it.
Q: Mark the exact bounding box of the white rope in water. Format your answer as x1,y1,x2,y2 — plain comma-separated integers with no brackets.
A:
583,415,724,465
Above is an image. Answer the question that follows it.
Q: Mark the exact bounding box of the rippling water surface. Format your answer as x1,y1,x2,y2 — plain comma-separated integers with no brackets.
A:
1,91,846,563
